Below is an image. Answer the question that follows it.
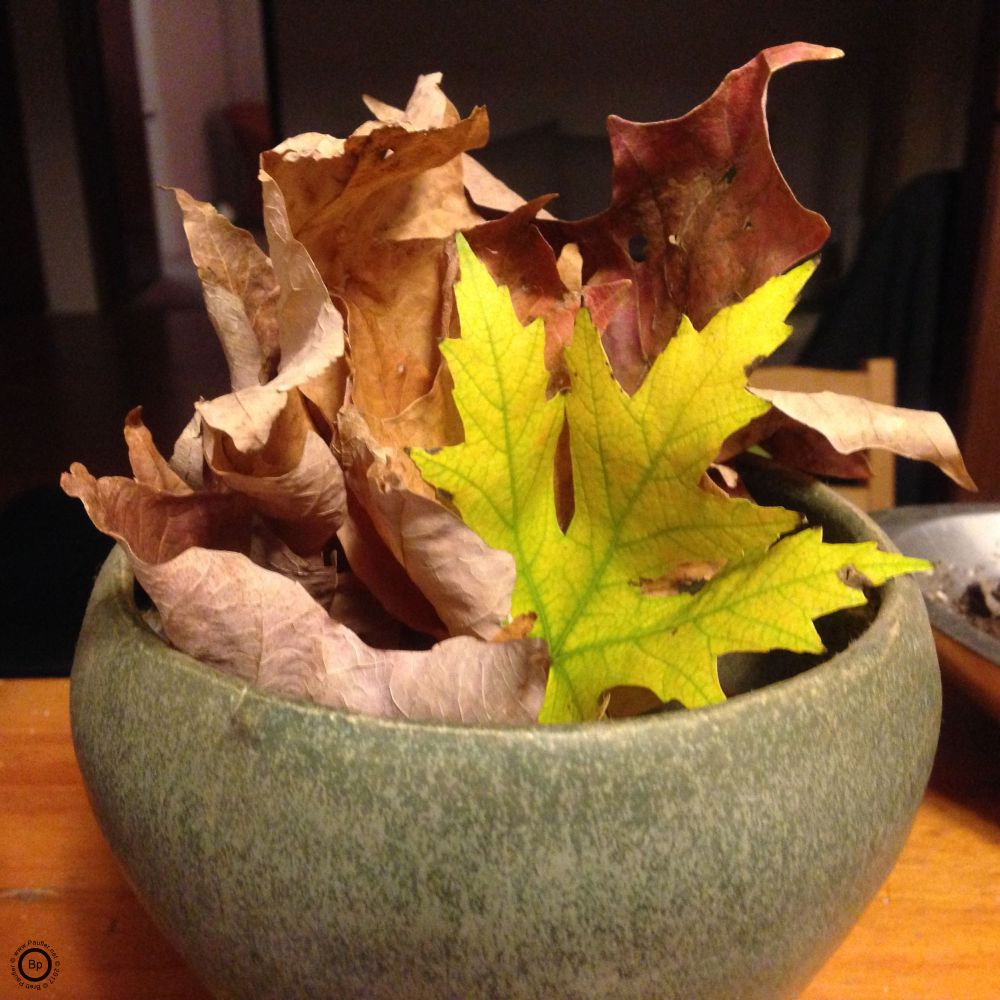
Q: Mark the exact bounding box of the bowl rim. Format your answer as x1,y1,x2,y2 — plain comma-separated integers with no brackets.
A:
79,476,920,746
874,502,1000,665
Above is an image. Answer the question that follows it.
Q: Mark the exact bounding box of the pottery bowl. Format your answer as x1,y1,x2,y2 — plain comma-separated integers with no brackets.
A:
70,476,940,1000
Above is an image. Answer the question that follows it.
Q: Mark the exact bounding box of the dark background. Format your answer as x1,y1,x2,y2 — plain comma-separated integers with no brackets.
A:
1,0,997,676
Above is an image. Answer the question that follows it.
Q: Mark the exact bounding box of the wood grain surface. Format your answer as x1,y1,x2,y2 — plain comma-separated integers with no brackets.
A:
1,676,997,999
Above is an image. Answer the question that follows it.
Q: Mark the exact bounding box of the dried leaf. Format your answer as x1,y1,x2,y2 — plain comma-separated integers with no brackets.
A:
581,278,646,394
125,408,192,495
718,405,873,480
203,391,346,556
362,71,450,130
461,153,538,215
259,168,348,416
335,237,449,422
749,387,977,489
466,198,578,376
261,101,488,249
173,188,280,389
337,497,446,638
555,243,583,293
132,546,547,724
60,463,250,563
169,413,207,489
327,571,404,649
185,175,346,516
374,364,464,449
490,613,538,643
547,43,841,390
260,82,490,442
640,561,725,596
338,406,515,639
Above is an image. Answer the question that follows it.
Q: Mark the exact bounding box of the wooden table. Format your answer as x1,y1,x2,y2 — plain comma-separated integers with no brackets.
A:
2,677,998,998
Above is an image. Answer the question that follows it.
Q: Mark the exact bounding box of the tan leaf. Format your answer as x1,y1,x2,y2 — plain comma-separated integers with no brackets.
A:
490,613,537,643
169,412,207,489
374,364,464,450
197,390,288,455
387,637,549,724
338,406,516,639
60,464,250,564
132,546,547,724
360,73,484,242
750,387,976,489
556,242,583,293
259,169,347,391
337,237,449,422
260,90,488,438
125,408,192,495
261,103,489,248
191,174,348,460
202,390,345,556
172,188,280,389
718,405,872,481
363,71,448,131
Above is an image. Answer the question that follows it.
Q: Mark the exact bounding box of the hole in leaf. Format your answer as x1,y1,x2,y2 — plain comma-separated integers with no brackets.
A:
554,418,575,532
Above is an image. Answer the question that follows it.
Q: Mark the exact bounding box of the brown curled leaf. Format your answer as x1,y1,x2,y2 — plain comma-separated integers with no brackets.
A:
60,463,250,564
132,546,548,724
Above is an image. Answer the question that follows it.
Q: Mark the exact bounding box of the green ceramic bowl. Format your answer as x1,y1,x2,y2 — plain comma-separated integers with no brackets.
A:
70,474,940,1000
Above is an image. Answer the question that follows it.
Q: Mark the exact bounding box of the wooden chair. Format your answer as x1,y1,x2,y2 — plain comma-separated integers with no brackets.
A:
748,358,896,512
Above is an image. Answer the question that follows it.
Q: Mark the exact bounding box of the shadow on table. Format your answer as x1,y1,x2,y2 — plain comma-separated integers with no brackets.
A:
929,676,1000,830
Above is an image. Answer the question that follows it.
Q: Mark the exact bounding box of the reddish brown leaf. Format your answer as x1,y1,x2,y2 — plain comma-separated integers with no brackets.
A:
60,464,250,564
465,197,579,375
547,43,841,390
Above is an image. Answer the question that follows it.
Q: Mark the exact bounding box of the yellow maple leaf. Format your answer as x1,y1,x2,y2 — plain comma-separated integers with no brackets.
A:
413,237,927,723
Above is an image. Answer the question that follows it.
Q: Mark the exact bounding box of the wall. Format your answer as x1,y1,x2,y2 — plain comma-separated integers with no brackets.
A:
9,0,99,313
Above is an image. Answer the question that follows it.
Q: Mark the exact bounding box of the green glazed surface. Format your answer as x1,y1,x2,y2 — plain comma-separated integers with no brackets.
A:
70,476,940,1000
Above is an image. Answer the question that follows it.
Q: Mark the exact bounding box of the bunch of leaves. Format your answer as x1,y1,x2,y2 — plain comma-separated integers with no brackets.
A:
63,46,971,725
